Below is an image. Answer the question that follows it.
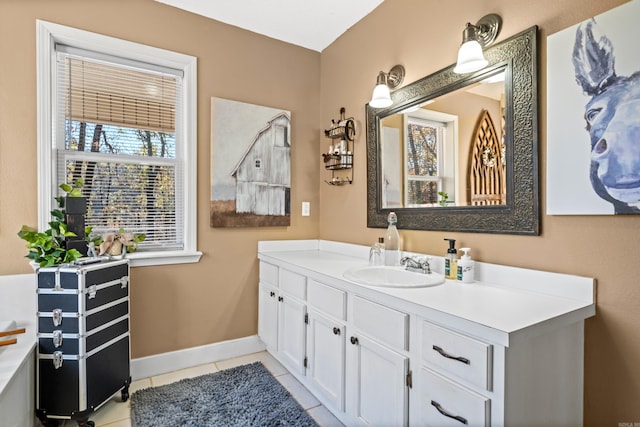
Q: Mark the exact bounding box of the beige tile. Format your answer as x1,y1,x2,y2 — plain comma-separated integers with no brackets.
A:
102,418,132,427
276,373,320,410
150,362,218,387
90,394,130,426
307,406,345,427
130,377,152,394
215,351,288,376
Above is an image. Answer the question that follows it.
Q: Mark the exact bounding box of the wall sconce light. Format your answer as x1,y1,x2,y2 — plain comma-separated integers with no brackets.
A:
369,65,405,108
453,14,502,74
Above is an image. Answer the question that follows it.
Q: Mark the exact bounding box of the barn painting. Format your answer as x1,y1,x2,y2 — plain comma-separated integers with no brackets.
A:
547,0,640,215
211,98,291,227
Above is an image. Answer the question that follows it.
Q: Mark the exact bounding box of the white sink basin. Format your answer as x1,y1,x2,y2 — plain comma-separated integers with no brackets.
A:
343,266,445,288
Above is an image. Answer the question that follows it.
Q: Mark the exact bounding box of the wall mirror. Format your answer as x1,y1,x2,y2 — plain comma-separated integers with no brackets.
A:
366,26,539,234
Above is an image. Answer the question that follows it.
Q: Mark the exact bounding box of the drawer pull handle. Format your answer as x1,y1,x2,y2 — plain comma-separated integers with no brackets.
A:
53,351,64,369
433,345,470,365
350,336,359,345
278,296,284,302
52,330,63,348
431,400,468,425
333,327,341,336
270,291,275,298
52,309,63,327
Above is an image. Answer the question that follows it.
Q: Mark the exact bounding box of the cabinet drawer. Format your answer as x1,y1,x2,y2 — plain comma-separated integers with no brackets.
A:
260,261,278,287
279,269,306,300
421,367,490,427
307,280,346,320
422,321,493,390
352,295,408,351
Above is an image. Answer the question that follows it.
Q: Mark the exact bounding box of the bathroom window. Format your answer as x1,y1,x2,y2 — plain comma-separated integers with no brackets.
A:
37,20,201,266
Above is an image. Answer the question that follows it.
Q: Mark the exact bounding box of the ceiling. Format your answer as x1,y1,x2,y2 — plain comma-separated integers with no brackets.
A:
154,0,384,52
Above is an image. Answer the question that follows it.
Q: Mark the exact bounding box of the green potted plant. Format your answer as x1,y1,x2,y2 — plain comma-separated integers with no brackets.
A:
18,180,87,267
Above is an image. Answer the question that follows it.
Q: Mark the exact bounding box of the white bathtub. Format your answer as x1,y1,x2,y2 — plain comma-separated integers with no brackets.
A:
0,274,37,427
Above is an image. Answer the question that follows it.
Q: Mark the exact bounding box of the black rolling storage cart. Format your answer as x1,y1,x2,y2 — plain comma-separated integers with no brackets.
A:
36,259,131,427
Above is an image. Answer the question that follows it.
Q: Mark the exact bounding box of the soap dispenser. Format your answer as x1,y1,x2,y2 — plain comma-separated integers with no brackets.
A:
443,238,458,279
384,212,401,266
457,247,475,283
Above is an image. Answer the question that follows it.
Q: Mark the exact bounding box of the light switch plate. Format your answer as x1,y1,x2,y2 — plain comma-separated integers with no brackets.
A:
302,201,310,216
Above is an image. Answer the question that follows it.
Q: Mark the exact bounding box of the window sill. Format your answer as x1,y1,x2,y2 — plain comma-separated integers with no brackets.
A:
125,250,203,267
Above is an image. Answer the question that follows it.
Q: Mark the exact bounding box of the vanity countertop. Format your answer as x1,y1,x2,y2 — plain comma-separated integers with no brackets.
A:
258,240,595,347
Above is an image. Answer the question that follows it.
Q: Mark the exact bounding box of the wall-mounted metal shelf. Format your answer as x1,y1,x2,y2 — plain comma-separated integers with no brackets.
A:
323,107,355,185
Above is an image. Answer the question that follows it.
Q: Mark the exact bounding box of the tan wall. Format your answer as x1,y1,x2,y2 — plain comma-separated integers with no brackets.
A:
2,0,639,424
0,0,320,357
319,0,636,424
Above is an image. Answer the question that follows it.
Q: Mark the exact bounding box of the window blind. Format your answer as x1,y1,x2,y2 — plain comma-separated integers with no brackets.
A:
55,47,184,250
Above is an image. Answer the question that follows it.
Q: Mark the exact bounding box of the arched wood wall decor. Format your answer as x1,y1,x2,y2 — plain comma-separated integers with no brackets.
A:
469,109,506,205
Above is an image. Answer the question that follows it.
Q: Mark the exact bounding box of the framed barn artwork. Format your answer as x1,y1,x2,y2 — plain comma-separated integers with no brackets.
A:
547,0,640,215
210,98,291,227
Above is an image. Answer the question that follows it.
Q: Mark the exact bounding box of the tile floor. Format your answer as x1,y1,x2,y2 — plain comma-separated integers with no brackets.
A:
67,351,344,427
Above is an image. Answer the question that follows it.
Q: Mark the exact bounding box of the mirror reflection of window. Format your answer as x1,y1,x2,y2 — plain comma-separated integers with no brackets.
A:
403,110,458,207
406,119,442,206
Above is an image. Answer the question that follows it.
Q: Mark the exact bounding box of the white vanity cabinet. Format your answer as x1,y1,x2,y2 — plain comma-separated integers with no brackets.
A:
305,279,347,411
416,320,493,426
345,295,410,427
257,261,307,376
257,240,595,427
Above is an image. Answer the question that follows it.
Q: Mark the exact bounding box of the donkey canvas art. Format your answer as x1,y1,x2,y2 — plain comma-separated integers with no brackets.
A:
572,19,640,213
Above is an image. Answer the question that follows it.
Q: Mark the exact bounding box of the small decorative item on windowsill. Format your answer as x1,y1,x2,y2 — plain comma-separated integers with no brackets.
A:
93,229,146,258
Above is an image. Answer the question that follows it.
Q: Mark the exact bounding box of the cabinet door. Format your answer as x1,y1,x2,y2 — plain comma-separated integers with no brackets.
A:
258,282,278,351
346,334,409,427
307,311,346,411
277,294,307,376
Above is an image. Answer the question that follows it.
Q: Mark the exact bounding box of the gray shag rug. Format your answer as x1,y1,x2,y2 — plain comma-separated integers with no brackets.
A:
130,361,319,426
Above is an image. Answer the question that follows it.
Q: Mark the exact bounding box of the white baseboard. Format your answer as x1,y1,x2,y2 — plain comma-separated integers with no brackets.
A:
131,335,266,380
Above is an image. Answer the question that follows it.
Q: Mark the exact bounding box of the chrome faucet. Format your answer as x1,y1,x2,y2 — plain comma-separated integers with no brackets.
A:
400,256,432,274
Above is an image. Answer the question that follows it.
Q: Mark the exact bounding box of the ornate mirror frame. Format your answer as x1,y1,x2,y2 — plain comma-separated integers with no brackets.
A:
366,26,539,235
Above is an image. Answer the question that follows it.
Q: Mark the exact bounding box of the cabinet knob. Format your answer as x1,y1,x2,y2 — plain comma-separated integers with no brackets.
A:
278,296,284,302
270,291,275,297
350,336,359,345
333,327,341,335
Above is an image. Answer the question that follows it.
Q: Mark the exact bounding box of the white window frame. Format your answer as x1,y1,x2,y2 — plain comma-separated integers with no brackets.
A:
402,109,458,207
36,20,201,267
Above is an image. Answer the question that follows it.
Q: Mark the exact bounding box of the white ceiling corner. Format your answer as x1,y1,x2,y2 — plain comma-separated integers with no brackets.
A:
154,0,384,52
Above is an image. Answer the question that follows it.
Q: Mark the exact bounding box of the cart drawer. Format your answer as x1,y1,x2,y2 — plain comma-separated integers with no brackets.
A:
38,292,79,313
86,300,129,331
86,318,129,352
38,333,79,355
38,315,79,334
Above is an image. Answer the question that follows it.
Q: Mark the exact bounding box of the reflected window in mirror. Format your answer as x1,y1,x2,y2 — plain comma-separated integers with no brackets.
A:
380,72,505,209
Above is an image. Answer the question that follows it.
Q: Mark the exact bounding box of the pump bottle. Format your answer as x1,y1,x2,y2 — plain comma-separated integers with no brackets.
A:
384,212,401,266
444,238,458,279
457,247,475,283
